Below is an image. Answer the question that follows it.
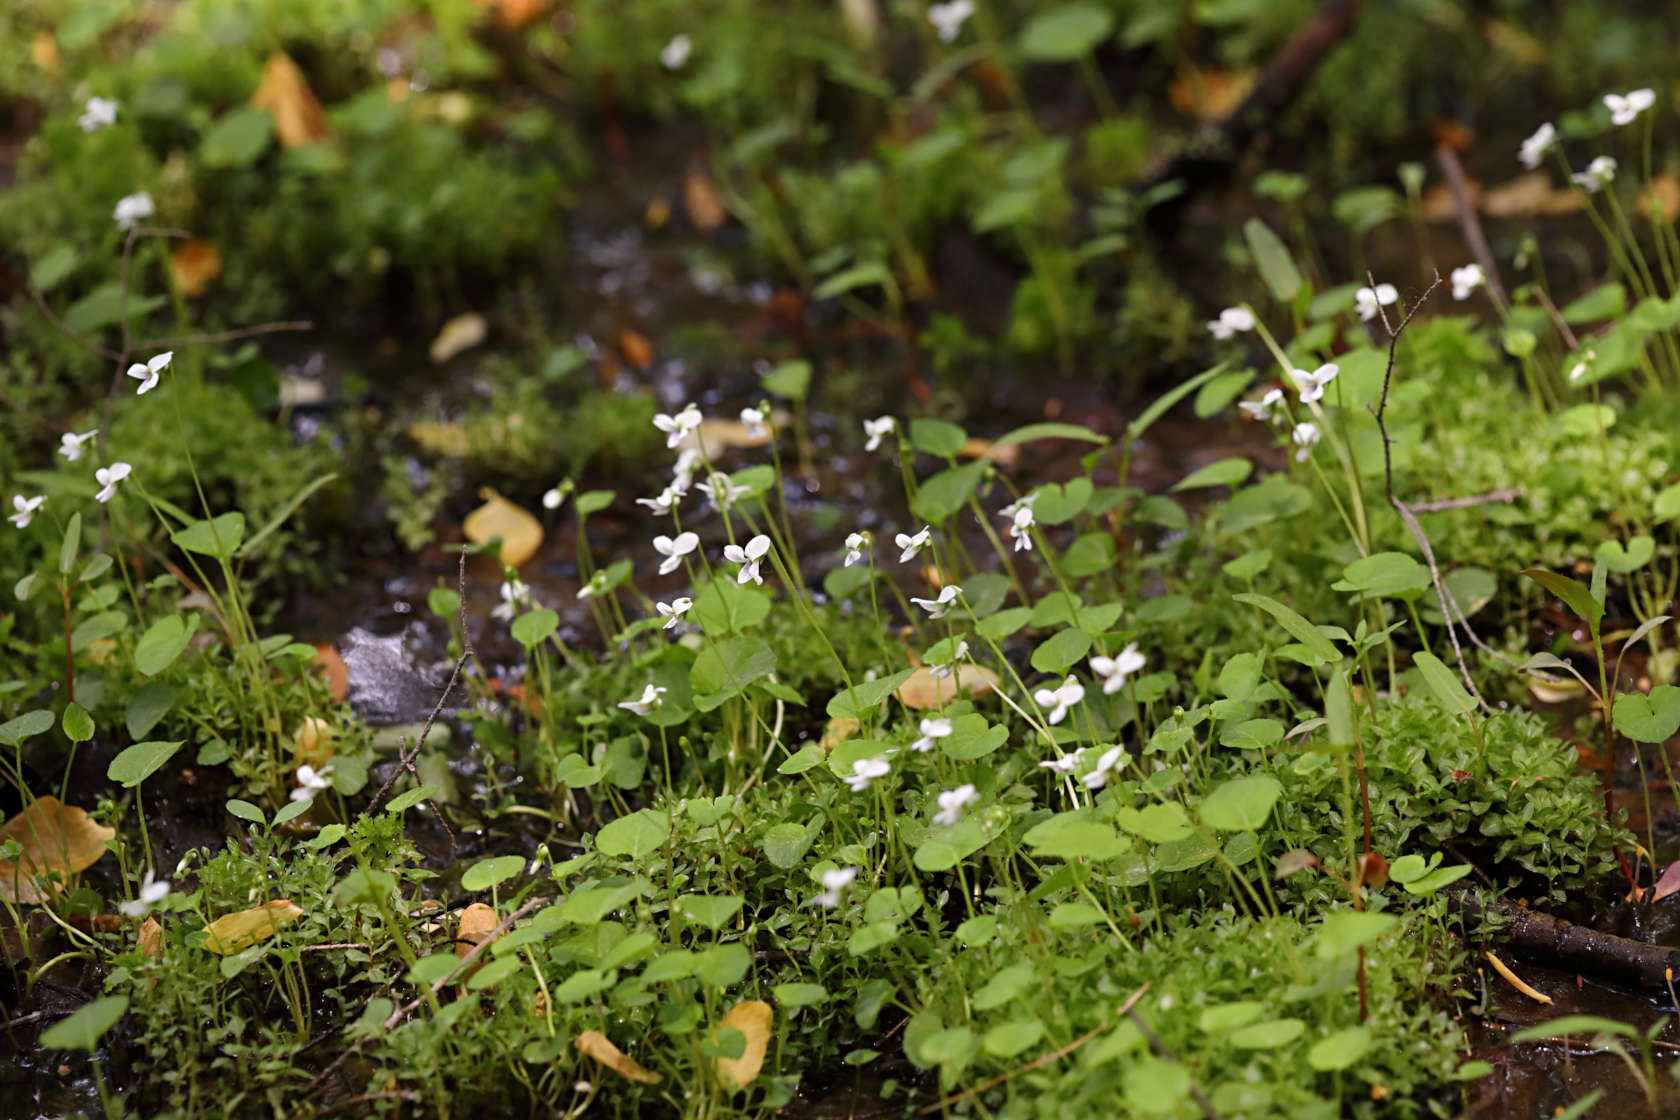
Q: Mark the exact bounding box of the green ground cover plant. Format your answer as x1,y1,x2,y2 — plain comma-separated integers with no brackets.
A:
8,2,1680,1118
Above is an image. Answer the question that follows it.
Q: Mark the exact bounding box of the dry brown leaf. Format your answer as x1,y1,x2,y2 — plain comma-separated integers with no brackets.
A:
713,1000,772,1090
574,1030,663,1084
203,900,304,955
1655,860,1680,903
463,488,544,567
168,239,222,298
294,717,334,769
1480,173,1581,219
1167,67,1256,122
473,0,548,26
455,902,499,981
139,917,163,958
0,797,116,904
313,645,349,703
958,437,1019,471
895,665,1000,710
618,329,654,371
820,717,860,753
249,53,330,149
684,169,727,233
1481,19,1544,66
1421,181,1476,223
1639,174,1680,222
429,312,487,363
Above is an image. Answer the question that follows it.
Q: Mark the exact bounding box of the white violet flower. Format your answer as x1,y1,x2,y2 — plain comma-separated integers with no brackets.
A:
661,34,692,70
653,531,699,575
1008,505,1035,552
95,462,132,503
671,448,702,490
1569,349,1596,383
126,351,172,395
863,415,896,452
1289,362,1339,404
895,525,931,564
911,718,953,753
576,572,609,600
697,472,749,511
1034,677,1086,725
843,531,870,567
930,639,969,680
618,683,667,717
723,534,772,585
113,191,154,230
740,404,769,439
58,429,99,462
119,870,170,918
9,495,45,529
1089,643,1146,695
1604,89,1655,128
1451,264,1485,301
1571,155,1617,193
816,866,858,908
636,485,683,514
910,584,961,619
542,484,567,510
491,578,533,622
1292,422,1321,462
656,597,693,630
290,764,333,803
1354,285,1397,322
927,0,974,43
1518,122,1556,169
1206,306,1255,340
1038,748,1086,774
933,784,977,825
1081,745,1126,790
844,756,890,792
652,403,702,449
1239,387,1285,422
79,96,118,132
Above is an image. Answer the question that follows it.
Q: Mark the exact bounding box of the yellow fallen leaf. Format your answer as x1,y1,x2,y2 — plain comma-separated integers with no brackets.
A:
895,665,1000,710
203,900,304,955
684,168,728,233
0,797,116,904
1168,67,1257,122
455,902,499,981
820,717,860,753
429,312,487,363
1480,173,1580,219
249,53,330,148
689,419,772,454
169,239,222,299
463,488,544,567
32,33,61,73
644,195,672,230
958,437,1019,471
139,916,163,958
574,1030,663,1084
713,1000,772,1090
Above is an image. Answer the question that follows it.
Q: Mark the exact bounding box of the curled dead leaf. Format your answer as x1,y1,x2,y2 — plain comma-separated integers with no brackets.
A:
1423,181,1476,223
139,917,163,958
1275,849,1319,880
895,665,1000,710
1654,860,1680,903
455,902,499,981
203,900,304,955
820,717,860,753
1480,173,1581,219
1357,851,1389,888
249,53,329,148
618,329,654,371
574,1030,663,1084
463,488,543,567
313,645,349,704
295,717,335,769
958,437,1019,471
1167,67,1257,122
169,240,222,298
430,312,487,363
714,1000,772,1090
0,797,116,904
684,168,728,233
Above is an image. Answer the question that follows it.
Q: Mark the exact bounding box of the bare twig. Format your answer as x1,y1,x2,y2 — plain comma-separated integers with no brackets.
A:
139,320,314,350
1409,488,1523,514
1434,145,1510,313
366,547,473,848
1531,286,1581,352
919,984,1152,1115
29,288,120,361
0,1007,78,1031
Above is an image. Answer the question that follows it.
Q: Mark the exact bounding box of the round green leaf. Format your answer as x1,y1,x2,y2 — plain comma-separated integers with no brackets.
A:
461,855,525,892
41,995,128,1052
595,809,669,859
1199,775,1280,832
61,703,94,744
1018,3,1115,61
1307,1026,1372,1071
107,740,183,787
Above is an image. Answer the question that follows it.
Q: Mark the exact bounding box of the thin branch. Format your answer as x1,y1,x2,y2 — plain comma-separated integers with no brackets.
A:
1409,488,1523,514
1124,1004,1222,1120
1434,144,1510,313
139,320,314,350
29,288,120,361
